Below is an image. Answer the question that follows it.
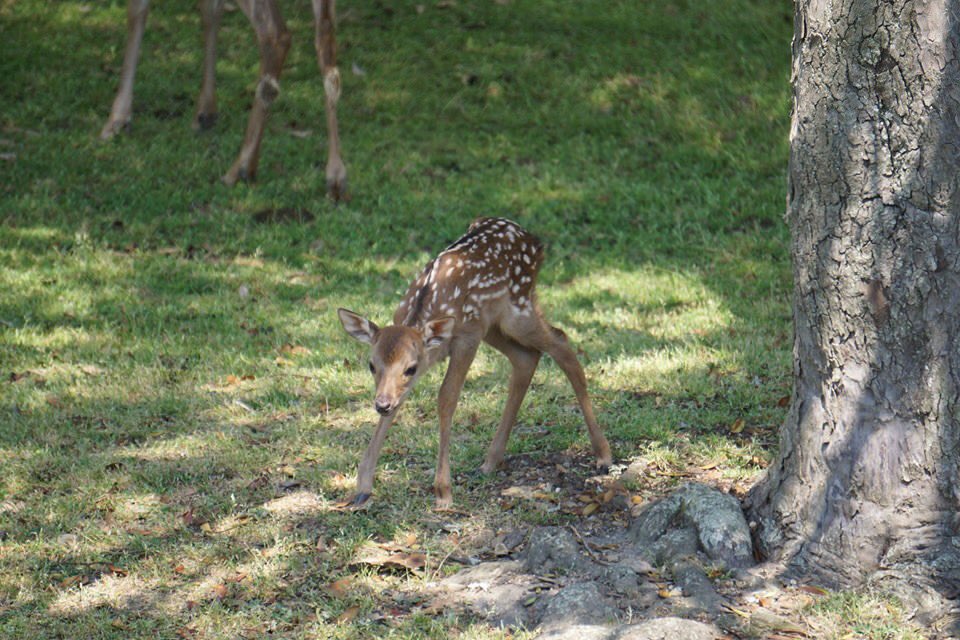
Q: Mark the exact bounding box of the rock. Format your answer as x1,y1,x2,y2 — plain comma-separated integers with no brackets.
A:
439,561,530,628
629,483,754,569
650,527,699,565
678,483,753,568
537,625,615,640
540,582,618,626
536,618,722,640
670,559,722,609
524,526,587,573
616,617,722,639
600,564,641,596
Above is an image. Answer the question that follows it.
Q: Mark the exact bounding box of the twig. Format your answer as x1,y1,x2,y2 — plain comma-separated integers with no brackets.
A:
567,525,611,566
430,546,458,581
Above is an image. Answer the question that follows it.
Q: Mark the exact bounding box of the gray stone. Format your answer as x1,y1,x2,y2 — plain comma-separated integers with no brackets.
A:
537,625,616,640
537,618,721,640
678,484,753,568
650,527,699,566
540,582,618,626
670,559,721,610
600,564,641,596
629,483,754,569
615,617,721,640
525,526,587,573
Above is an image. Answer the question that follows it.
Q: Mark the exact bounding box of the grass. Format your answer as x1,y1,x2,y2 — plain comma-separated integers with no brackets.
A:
0,0,924,637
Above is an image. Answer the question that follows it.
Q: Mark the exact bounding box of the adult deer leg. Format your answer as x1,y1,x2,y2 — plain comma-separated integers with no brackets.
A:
101,0,151,139
352,409,400,506
311,0,348,201
435,337,480,509
194,0,225,130
481,328,541,474
222,0,291,185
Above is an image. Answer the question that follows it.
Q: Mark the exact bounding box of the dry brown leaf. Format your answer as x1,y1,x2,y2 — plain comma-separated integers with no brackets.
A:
173,564,186,574
353,544,427,573
730,418,745,434
797,584,828,596
212,583,229,599
328,577,352,597
581,502,599,516
280,344,312,356
336,606,360,624
225,375,240,385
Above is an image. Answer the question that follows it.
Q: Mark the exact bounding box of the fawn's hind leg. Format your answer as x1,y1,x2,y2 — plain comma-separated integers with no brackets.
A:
481,327,542,474
503,313,612,469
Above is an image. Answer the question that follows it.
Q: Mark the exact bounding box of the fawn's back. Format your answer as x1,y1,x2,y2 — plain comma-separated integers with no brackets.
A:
394,217,545,331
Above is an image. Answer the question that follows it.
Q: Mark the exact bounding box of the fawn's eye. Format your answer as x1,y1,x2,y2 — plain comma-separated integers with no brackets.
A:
404,365,417,377
368,361,376,374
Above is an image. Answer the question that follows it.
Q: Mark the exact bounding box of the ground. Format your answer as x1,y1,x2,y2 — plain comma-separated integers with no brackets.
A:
0,0,935,637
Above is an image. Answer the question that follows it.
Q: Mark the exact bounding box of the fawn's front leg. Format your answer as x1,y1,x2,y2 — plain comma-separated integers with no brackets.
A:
434,338,479,509
352,410,398,506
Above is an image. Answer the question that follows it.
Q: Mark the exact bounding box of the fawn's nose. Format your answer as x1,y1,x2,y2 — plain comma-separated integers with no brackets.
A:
375,397,393,415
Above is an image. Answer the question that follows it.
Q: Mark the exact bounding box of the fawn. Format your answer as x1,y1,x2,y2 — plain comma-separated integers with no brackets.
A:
338,217,612,508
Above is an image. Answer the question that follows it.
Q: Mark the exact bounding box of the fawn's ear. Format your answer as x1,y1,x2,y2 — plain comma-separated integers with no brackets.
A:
338,308,380,345
423,316,455,349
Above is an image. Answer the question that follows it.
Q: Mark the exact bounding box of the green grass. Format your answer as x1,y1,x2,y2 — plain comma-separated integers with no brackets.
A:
0,0,910,637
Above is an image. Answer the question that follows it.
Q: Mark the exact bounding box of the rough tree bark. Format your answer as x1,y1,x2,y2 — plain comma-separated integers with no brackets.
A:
746,0,960,616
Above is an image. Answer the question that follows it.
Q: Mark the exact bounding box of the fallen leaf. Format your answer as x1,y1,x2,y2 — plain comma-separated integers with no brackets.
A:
777,395,791,407
280,344,312,356
797,584,828,596
212,583,229,599
723,604,751,617
336,605,360,623
173,564,186,574
730,418,745,434
353,544,427,573
328,577,352,597
59,574,89,589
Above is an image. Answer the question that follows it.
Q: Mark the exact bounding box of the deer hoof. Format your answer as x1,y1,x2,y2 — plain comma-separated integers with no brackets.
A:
193,112,218,131
326,176,349,203
349,492,371,508
100,119,131,140
222,166,254,186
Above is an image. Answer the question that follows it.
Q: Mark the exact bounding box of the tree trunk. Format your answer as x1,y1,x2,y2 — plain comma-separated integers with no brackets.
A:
746,0,960,602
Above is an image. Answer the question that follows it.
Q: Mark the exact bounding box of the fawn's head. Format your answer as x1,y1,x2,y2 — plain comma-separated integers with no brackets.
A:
338,309,455,416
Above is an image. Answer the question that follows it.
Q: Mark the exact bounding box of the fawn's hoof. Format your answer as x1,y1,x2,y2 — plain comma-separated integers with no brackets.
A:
100,119,131,140
193,112,218,131
349,492,371,508
222,166,254,186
